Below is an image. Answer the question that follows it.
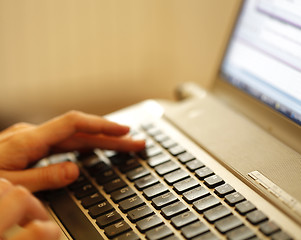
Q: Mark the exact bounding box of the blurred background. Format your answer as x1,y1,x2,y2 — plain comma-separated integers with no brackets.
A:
0,0,240,129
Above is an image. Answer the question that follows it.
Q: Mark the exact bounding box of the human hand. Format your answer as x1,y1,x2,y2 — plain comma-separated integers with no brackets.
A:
0,178,61,240
0,111,145,192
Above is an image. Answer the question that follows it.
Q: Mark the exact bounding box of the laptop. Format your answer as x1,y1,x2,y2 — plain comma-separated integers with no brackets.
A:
41,0,301,239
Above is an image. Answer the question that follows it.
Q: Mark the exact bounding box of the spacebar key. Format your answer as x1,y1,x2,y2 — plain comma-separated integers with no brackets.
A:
49,189,104,240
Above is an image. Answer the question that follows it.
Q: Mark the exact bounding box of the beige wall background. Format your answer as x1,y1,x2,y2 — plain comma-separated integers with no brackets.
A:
0,0,240,127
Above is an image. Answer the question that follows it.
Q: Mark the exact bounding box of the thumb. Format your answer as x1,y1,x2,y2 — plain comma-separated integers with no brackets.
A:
0,162,79,192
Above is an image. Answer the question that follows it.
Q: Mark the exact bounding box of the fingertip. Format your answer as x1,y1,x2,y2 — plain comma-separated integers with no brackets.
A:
61,162,79,182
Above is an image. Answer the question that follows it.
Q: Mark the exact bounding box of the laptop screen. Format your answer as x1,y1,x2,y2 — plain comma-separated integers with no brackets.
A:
221,0,301,126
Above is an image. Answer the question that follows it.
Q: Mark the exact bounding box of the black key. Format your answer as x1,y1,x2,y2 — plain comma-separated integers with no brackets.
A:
111,186,136,203
155,161,180,176
88,201,114,218
68,174,89,190
192,231,219,240
204,175,224,188
81,192,106,208
109,152,132,165
224,192,245,206
136,214,163,232
145,225,173,240
246,210,268,225
74,183,97,199
171,211,198,229
49,189,105,240
126,166,150,181
214,183,235,197
193,195,220,213
134,174,159,190
141,146,162,159
96,169,118,185
203,205,232,223
168,145,186,156
152,192,178,209
226,225,256,240
103,178,127,193
177,152,195,163
96,210,123,228
143,183,169,200
164,169,190,185
88,161,112,176
118,158,141,173
235,200,256,215
112,231,140,240
259,221,280,236
186,160,205,172
271,231,293,240
161,139,177,149
104,220,131,239
119,195,145,212
161,201,188,219
215,215,243,233
81,153,102,169
195,167,214,180
181,221,209,239
182,186,210,204
173,177,199,194
147,153,170,167
127,205,154,222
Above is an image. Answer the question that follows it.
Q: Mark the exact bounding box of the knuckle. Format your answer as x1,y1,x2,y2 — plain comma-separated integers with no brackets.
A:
12,122,33,129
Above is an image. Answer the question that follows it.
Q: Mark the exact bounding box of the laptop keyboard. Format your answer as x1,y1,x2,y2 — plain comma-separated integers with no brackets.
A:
46,123,293,240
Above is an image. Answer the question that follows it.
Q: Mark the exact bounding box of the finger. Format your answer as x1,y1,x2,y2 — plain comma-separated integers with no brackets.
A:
9,220,61,240
0,186,49,233
0,123,35,141
0,162,79,192
53,133,146,153
0,178,13,197
36,111,131,147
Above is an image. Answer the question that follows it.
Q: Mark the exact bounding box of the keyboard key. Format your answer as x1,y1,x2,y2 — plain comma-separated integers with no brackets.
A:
215,215,243,233
128,205,154,222
154,133,169,143
68,174,89,190
119,196,145,212
214,183,235,197
226,225,256,240
161,201,188,219
155,161,180,176
164,169,190,185
96,210,122,228
235,200,256,215
136,214,163,232
88,161,112,176
182,186,210,204
203,205,232,223
143,183,169,200
177,152,195,163
112,231,139,240
103,178,127,193
126,166,150,181
161,139,177,149
134,174,159,190
195,167,214,180
152,192,178,209
204,175,224,188
181,221,209,239
168,145,186,156
118,158,141,173
81,192,106,208
171,211,198,229
224,192,245,206
95,169,118,185
193,195,220,213
74,183,97,199
246,210,268,225
186,159,205,172
104,220,131,239
259,221,280,236
88,201,114,218
111,186,136,203
147,153,170,167
145,225,174,240
192,231,219,240
141,146,162,159
271,231,293,240
173,177,199,194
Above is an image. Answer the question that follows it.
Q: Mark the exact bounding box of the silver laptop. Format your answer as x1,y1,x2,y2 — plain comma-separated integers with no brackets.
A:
43,1,301,239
